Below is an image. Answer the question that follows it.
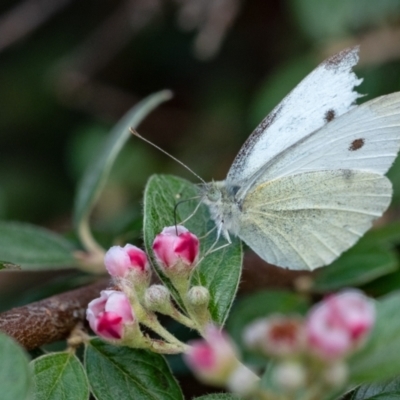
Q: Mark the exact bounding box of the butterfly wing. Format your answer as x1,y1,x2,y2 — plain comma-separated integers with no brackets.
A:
239,92,400,195
238,170,392,270
227,47,362,188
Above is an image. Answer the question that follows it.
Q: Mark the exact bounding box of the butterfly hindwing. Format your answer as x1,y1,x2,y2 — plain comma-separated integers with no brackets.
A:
238,170,392,270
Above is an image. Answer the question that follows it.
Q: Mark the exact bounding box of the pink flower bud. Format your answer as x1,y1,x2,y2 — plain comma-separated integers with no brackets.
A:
152,226,199,271
184,325,239,386
104,244,150,278
243,316,305,357
86,290,134,340
306,290,375,360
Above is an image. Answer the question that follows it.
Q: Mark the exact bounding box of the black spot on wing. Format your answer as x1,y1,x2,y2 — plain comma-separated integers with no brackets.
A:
349,138,365,151
324,109,335,122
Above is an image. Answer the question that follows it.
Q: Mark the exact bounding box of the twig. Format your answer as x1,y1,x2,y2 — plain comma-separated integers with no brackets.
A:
0,278,109,350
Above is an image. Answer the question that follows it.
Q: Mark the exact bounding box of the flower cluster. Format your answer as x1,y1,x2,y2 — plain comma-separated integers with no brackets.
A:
86,225,204,351
241,290,375,391
182,290,375,396
85,224,376,399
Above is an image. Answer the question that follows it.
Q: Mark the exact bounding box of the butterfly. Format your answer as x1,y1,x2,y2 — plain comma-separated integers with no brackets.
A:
202,46,400,271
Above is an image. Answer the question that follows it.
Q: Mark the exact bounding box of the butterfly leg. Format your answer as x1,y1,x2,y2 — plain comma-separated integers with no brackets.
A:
202,226,232,258
177,198,203,225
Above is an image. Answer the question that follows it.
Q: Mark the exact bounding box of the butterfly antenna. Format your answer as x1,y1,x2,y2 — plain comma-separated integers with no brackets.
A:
130,128,206,185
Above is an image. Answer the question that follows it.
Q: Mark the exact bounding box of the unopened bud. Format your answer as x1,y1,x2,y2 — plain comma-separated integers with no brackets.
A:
105,244,150,278
226,364,259,396
144,285,172,314
86,290,135,341
184,325,239,386
306,290,375,361
186,286,211,327
187,286,210,307
243,315,305,357
152,226,199,273
273,361,306,391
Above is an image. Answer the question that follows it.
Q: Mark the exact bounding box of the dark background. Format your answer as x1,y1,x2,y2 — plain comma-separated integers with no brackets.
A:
2,0,400,233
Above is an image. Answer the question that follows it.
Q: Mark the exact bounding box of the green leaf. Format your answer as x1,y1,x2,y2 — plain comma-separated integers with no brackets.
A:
0,332,32,400
349,376,400,399
363,269,400,297
194,395,242,399
349,292,400,383
85,338,183,400
31,352,89,400
312,241,397,292
143,174,242,325
290,0,400,40
73,90,172,250
0,221,76,270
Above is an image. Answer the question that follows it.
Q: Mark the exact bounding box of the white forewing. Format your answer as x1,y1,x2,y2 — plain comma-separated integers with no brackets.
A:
238,170,392,270
226,47,362,187
243,92,400,192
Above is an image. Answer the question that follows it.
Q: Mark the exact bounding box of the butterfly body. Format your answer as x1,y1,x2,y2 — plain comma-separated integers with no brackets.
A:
202,47,400,271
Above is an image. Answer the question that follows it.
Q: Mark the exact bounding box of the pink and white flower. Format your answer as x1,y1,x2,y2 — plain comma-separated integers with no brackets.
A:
104,244,150,278
86,290,134,340
152,226,199,271
184,325,239,386
243,315,305,357
306,290,375,360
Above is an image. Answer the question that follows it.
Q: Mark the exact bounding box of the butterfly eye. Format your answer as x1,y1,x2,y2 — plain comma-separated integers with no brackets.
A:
207,188,221,202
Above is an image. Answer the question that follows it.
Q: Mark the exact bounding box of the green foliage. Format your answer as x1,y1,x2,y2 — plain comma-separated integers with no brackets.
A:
85,338,183,400
73,90,173,250
290,0,400,40
349,376,400,399
348,292,400,383
0,333,32,400
143,174,242,325
31,352,89,400
0,221,76,270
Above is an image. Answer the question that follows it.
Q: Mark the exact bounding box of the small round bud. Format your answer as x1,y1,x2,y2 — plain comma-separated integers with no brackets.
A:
187,286,210,307
226,364,259,396
273,361,306,391
144,285,171,313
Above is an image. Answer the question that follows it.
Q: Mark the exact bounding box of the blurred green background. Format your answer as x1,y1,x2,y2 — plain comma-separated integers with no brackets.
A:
2,0,400,235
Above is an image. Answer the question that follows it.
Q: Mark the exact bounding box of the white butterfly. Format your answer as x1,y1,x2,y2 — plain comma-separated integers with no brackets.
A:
202,46,400,271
